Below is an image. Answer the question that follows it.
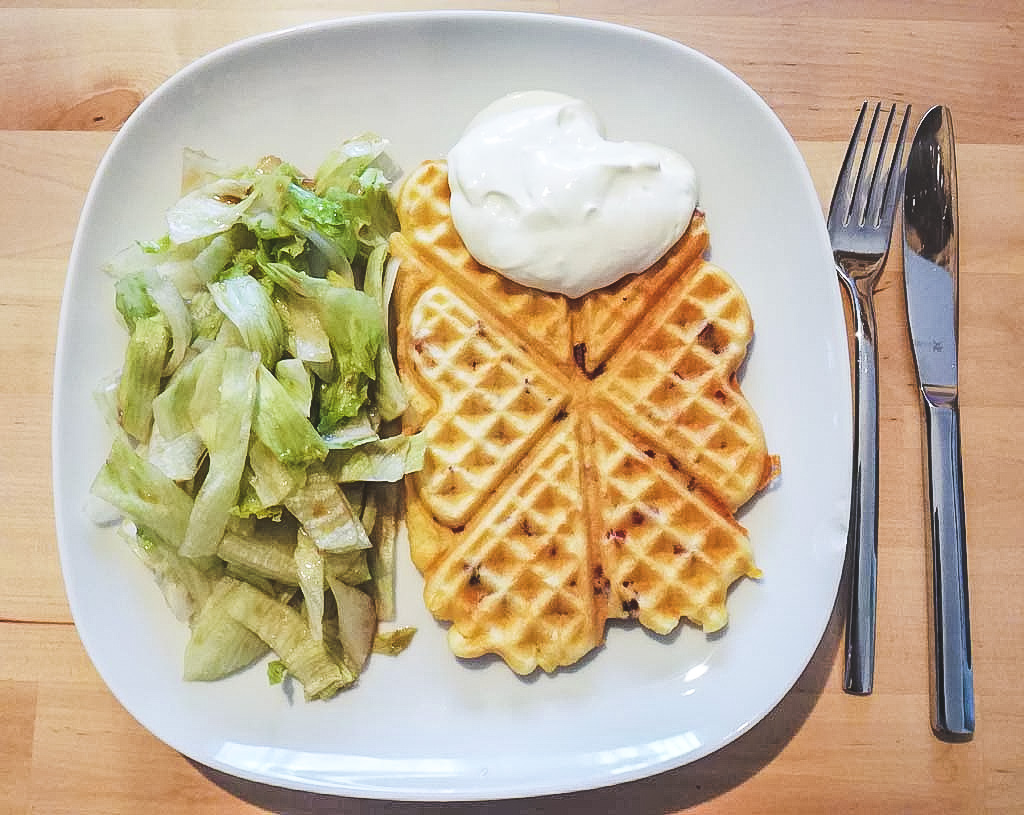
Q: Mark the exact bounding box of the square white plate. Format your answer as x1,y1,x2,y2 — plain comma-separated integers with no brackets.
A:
54,11,851,801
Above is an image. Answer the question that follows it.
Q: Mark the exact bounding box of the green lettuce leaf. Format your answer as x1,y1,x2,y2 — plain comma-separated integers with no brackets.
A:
91,435,194,549
117,314,169,443
184,576,270,681
324,433,426,483
208,274,285,368
284,466,372,554
253,364,328,467
180,346,259,558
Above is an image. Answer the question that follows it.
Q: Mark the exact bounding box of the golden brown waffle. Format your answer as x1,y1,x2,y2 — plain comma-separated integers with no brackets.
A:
391,159,777,674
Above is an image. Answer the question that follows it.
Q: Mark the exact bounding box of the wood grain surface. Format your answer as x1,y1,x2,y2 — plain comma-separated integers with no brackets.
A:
2,3,1022,813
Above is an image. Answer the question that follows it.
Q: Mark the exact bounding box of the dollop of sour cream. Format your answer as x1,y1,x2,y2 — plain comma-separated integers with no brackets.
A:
446,91,699,298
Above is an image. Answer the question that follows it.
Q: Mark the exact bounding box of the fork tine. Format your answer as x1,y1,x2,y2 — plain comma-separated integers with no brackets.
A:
874,105,912,228
829,100,870,227
850,102,884,227
863,104,898,225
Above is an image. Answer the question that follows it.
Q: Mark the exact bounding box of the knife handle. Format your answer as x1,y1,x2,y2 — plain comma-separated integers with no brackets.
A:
842,277,879,696
922,386,974,739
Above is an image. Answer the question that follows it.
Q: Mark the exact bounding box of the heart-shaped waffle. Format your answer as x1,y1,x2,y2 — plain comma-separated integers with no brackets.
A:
391,160,777,674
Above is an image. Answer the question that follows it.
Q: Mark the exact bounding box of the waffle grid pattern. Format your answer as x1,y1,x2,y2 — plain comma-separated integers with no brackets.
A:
591,414,760,635
423,420,600,674
408,285,568,526
393,160,773,674
596,260,767,511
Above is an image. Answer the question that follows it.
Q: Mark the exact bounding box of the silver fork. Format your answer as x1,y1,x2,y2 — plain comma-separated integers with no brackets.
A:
828,101,911,695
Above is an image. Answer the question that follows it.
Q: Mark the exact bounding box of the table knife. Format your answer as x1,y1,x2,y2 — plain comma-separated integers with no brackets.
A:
902,105,974,739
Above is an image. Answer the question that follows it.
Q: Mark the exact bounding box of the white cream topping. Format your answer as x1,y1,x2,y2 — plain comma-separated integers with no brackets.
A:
446,91,699,298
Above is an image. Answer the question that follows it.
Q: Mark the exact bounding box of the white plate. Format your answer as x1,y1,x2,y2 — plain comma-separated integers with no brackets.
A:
54,11,851,802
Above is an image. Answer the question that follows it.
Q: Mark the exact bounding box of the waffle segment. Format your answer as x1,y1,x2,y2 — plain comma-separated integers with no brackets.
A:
398,281,569,529
589,413,761,635
421,418,603,674
594,258,769,511
391,159,776,674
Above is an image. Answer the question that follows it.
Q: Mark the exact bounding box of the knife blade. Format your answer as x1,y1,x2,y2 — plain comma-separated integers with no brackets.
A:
902,105,974,740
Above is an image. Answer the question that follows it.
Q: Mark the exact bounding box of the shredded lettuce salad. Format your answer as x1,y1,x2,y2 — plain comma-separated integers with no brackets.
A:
90,135,421,701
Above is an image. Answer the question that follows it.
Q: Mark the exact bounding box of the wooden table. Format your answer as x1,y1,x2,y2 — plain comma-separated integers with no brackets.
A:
2,3,1021,813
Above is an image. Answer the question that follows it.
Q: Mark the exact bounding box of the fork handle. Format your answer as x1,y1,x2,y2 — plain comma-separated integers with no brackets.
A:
922,386,974,739
842,275,879,695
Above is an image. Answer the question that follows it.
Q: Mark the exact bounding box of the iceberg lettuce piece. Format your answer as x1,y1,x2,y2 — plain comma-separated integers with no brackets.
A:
217,529,299,585
118,313,169,443
324,432,426,483
361,242,388,306
180,347,259,558
372,626,416,656
283,184,356,283
317,368,369,432
232,471,285,522
360,483,378,530
120,522,217,625
361,244,408,421
105,235,192,285
143,267,192,376
253,363,327,467
284,466,371,553
146,422,205,483
213,314,246,351
368,482,400,621
295,529,326,641
274,357,314,416
382,254,401,314
91,435,194,549
208,274,285,368
166,177,256,244
274,289,332,365
327,575,376,672
246,437,306,510
324,549,372,587
220,578,355,700
348,166,401,252
192,229,239,285
224,563,278,598
93,373,130,448
114,271,157,331
184,576,269,681
180,146,239,194
188,289,225,342
315,274,387,381
316,287,387,434
114,266,192,379
155,258,205,302
373,346,408,422
187,342,227,442
320,409,379,450
313,133,392,197
152,345,205,442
